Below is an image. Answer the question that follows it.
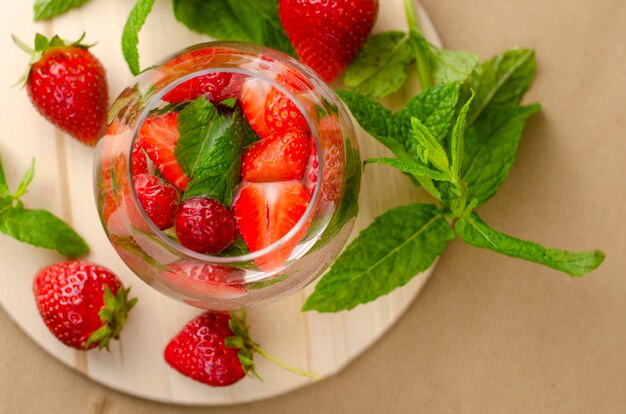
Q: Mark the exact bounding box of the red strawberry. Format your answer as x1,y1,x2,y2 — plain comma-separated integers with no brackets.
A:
240,70,312,140
161,72,244,105
232,181,310,270
134,174,180,230
33,261,137,350
164,312,249,387
131,143,149,176
15,33,108,145
165,311,319,387
137,112,191,190
175,197,237,254
241,130,310,182
163,261,246,299
279,0,379,82
304,113,345,205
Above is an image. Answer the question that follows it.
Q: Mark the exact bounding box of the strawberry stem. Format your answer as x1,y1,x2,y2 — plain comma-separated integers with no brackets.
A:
404,0,432,90
251,344,321,381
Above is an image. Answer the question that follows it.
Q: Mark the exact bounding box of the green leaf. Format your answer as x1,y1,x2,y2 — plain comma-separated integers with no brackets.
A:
465,49,536,125
462,104,541,206
218,236,250,257
172,0,295,56
34,33,49,51
394,81,462,144
365,158,451,182
410,117,449,172
0,156,10,198
450,91,474,178
122,0,155,75
175,97,244,204
343,31,415,98
14,159,35,199
310,140,361,252
0,206,89,257
34,0,89,21
455,213,605,277
303,204,455,312
410,30,479,86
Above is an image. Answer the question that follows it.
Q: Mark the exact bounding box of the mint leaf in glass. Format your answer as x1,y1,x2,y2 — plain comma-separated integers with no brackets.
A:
175,97,244,205
455,213,605,277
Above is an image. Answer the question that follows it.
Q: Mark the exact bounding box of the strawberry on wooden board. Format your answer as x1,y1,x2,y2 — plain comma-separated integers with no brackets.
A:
278,0,379,82
241,129,310,182
137,112,191,191
232,181,310,270
33,261,137,350
164,311,319,387
13,33,108,145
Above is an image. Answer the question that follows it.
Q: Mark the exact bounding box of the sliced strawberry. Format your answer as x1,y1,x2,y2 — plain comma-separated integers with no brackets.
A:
163,260,246,299
304,113,344,205
264,86,310,136
240,77,273,139
131,143,148,176
232,181,310,270
241,129,310,182
137,112,190,190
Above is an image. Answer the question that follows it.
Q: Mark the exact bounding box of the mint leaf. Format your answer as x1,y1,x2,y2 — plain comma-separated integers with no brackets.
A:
15,159,35,199
303,204,455,312
450,91,474,178
0,156,10,198
343,31,415,99
0,207,89,257
365,158,450,182
410,30,479,86
465,49,536,125
34,0,89,21
175,97,244,204
456,213,604,276
310,140,361,252
172,0,295,56
122,0,155,75
462,104,541,206
410,117,449,172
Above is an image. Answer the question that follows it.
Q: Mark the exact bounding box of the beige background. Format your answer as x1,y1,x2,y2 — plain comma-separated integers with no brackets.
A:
1,0,625,412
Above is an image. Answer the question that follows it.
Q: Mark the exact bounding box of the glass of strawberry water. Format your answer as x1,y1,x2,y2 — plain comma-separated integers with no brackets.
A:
94,42,360,309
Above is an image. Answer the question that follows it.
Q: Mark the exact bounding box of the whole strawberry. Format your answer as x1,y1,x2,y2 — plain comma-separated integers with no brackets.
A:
33,261,137,350
165,311,319,387
14,33,108,145
279,0,378,82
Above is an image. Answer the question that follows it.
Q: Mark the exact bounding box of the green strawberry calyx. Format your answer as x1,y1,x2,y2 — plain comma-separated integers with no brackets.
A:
11,32,94,87
225,311,320,381
85,285,138,351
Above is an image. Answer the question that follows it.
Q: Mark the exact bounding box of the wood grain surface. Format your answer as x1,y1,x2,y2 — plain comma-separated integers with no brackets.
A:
1,0,626,412
0,0,442,406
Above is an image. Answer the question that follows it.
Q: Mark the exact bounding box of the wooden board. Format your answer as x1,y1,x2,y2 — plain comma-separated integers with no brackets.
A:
0,0,441,405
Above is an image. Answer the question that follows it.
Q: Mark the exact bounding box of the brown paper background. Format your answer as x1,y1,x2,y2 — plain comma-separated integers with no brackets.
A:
1,0,625,412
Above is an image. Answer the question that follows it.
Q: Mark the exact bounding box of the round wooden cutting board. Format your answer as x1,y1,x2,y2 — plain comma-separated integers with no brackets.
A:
0,0,441,405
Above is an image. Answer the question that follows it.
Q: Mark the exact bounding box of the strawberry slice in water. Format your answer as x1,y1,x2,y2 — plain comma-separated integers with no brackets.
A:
241,129,310,182
163,260,246,299
232,181,310,270
137,112,190,190
162,72,245,105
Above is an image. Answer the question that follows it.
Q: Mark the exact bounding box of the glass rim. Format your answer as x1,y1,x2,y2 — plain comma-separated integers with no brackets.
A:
128,64,326,264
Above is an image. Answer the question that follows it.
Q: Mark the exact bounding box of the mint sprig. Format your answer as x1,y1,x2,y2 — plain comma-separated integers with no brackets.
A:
0,156,89,257
306,39,604,312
